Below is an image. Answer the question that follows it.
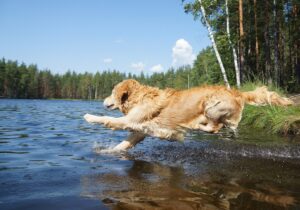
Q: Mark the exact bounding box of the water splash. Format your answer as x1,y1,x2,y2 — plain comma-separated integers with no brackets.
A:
93,141,125,154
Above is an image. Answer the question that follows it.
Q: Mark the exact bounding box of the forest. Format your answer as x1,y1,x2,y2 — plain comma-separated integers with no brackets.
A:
0,57,206,99
0,0,299,99
183,0,299,90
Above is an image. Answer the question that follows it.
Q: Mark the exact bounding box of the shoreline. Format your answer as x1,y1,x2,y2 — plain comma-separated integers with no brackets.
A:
241,104,300,136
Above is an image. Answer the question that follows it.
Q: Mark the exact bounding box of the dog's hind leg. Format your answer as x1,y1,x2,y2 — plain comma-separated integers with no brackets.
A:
113,132,146,151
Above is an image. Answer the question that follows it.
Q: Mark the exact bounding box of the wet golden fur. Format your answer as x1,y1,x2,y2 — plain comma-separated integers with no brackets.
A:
84,79,293,150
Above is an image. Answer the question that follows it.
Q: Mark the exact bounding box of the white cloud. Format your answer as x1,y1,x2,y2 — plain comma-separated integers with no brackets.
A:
131,62,145,71
150,64,164,72
103,58,112,63
172,38,196,67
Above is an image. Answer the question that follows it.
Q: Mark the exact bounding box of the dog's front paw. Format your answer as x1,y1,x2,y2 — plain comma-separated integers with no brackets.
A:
84,113,97,123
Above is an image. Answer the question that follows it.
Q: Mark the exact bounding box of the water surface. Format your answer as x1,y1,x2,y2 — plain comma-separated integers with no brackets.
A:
0,99,299,210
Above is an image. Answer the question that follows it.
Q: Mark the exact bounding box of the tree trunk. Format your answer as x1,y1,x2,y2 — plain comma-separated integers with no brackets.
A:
292,2,300,84
198,0,230,89
264,1,272,84
88,85,92,100
225,0,240,88
94,83,98,99
239,0,245,82
254,0,259,74
204,59,208,79
273,0,279,86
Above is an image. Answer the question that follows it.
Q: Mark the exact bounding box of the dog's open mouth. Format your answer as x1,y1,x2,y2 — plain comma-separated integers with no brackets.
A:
106,104,115,109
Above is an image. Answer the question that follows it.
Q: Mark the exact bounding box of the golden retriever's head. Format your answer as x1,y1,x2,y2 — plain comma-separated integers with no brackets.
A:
103,79,141,114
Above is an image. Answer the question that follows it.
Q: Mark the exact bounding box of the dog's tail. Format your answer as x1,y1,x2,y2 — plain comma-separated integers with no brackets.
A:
241,86,294,106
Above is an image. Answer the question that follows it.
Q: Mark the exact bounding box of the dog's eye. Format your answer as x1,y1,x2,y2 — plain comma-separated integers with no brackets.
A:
121,92,128,104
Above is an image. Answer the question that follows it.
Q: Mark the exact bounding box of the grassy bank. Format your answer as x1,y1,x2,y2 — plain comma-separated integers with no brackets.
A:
240,82,300,136
241,105,300,135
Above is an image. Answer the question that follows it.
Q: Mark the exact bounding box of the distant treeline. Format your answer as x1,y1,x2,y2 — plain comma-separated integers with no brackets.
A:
0,46,231,99
0,58,123,99
0,57,205,100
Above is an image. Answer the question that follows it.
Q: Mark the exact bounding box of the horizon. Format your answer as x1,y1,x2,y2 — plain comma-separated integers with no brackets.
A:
0,0,210,75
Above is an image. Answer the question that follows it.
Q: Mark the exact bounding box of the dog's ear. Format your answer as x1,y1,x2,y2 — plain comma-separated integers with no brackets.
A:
121,92,129,104
115,79,139,104
115,87,128,104
115,82,130,104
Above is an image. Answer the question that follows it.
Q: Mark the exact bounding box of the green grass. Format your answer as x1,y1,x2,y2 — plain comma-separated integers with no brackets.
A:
240,81,285,94
241,105,300,135
240,82,300,135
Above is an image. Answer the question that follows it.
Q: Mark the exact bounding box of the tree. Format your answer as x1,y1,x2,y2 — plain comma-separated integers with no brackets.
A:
273,0,280,87
198,0,230,89
19,63,30,98
253,0,259,73
225,0,240,87
0,58,6,96
238,0,245,82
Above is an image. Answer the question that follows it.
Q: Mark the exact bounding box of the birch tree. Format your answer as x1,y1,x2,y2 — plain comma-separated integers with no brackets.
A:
198,0,230,89
225,0,240,88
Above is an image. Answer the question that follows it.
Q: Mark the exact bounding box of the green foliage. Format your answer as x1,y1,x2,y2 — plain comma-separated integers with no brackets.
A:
183,0,300,91
192,47,222,85
240,81,285,95
239,81,300,135
241,105,300,135
239,81,300,136
0,58,127,99
0,58,187,99
0,46,225,100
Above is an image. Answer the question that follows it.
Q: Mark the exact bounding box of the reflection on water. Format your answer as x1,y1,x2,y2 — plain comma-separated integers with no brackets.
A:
81,152,299,210
0,99,299,210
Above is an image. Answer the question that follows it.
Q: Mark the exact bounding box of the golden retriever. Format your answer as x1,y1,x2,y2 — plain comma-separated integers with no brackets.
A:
84,79,293,151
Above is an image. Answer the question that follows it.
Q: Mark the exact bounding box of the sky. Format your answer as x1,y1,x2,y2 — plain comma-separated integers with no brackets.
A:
0,0,210,75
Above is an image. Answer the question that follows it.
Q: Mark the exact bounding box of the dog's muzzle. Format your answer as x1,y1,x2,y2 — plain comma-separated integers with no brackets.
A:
103,96,118,110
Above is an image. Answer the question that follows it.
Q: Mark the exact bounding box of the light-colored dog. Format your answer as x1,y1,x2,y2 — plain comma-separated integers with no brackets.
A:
84,79,293,151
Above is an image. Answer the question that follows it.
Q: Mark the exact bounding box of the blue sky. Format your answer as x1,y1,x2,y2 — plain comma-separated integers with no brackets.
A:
0,0,210,74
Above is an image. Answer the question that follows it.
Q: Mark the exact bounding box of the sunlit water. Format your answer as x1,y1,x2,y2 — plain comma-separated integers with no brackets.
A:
0,99,299,210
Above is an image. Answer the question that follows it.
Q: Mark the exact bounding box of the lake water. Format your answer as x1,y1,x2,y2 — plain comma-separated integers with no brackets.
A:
0,99,300,210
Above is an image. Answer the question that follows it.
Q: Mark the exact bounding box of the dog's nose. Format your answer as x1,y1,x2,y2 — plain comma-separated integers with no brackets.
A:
103,98,110,107
103,97,114,108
